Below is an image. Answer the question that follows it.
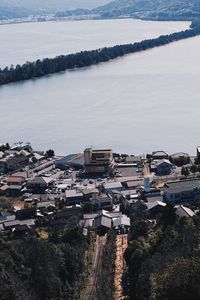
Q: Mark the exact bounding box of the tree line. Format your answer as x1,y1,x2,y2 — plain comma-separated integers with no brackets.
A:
0,26,200,86
124,204,200,299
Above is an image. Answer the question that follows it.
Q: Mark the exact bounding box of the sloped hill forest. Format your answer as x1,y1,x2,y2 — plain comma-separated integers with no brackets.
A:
94,0,200,20
124,204,200,300
0,226,90,300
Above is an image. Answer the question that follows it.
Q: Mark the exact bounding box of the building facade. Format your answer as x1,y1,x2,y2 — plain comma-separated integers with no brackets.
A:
84,148,114,174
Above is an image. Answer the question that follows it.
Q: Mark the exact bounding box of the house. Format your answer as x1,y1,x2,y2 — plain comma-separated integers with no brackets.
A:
0,185,9,196
15,207,36,220
37,201,56,210
94,210,112,235
0,153,29,173
0,213,15,225
148,150,169,161
112,215,131,232
84,148,114,174
122,180,143,190
82,210,130,235
0,151,4,159
92,193,113,209
175,205,195,218
82,188,99,202
103,181,123,194
10,142,32,152
120,189,139,208
125,156,143,166
6,176,25,189
150,159,173,176
146,201,166,218
3,219,35,231
163,179,200,203
65,189,83,205
27,177,54,191
170,152,190,166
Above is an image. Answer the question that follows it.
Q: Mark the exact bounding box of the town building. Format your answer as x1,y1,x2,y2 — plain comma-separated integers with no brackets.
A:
84,148,114,174
92,193,113,209
0,153,29,173
150,159,173,176
65,189,83,205
175,205,195,218
10,142,32,152
197,146,200,162
163,179,200,203
148,150,169,161
27,177,54,192
170,152,190,166
6,176,25,195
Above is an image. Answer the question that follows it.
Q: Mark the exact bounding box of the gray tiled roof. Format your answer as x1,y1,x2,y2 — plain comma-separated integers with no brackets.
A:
165,179,200,194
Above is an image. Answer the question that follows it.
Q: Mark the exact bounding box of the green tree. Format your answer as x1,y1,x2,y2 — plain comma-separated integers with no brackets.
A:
159,203,177,227
181,166,190,177
190,164,198,175
46,149,54,157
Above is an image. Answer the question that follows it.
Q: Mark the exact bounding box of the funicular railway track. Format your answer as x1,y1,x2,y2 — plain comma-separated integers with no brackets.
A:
84,234,107,300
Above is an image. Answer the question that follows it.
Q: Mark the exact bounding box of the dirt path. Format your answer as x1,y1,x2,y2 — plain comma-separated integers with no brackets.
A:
114,234,128,300
83,235,107,300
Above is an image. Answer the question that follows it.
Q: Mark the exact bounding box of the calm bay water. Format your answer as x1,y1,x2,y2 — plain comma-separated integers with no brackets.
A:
0,19,188,68
1,19,198,155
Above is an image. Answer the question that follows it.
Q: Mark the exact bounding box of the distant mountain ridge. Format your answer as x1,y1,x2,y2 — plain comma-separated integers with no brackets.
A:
1,0,200,21
0,0,110,20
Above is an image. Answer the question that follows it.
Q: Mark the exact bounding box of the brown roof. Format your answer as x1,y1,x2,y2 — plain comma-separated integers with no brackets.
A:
6,176,25,184
0,185,9,191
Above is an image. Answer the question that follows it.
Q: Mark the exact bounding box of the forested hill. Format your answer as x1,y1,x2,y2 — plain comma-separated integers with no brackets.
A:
93,0,200,21
124,204,200,299
0,0,110,20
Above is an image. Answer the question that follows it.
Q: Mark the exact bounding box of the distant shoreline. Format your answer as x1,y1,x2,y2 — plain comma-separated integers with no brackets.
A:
0,15,192,27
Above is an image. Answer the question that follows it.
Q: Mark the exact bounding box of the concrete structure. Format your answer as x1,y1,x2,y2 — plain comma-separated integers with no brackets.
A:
163,179,200,203
84,148,114,174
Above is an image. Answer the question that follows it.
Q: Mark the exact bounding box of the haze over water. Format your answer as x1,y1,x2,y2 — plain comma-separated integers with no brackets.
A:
1,19,198,155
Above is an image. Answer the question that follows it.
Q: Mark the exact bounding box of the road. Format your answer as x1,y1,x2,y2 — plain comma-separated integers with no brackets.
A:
84,235,107,300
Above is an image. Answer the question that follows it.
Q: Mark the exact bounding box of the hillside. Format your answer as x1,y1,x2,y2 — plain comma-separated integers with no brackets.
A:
93,0,200,20
0,0,111,20
0,226,90,300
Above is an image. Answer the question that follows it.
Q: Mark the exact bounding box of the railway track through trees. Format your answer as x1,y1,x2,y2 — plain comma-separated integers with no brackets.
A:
83,234,107,300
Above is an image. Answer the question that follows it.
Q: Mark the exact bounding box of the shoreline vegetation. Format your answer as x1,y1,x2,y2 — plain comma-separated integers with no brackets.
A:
0,23,200,86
